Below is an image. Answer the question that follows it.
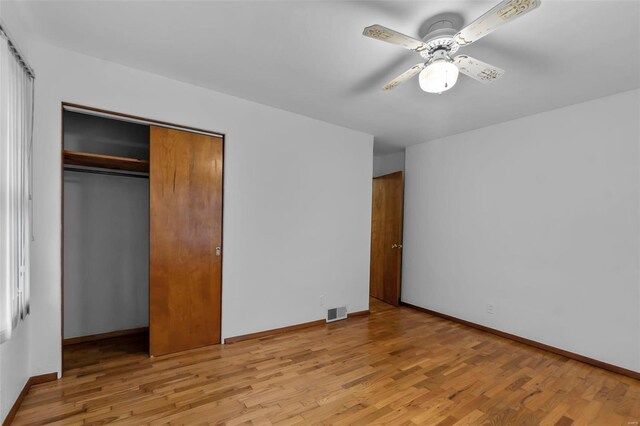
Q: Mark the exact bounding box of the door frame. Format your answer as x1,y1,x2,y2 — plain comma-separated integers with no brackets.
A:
60,102,225,375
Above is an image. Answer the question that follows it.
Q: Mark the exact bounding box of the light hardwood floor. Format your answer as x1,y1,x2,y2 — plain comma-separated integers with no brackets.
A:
14,302,640,425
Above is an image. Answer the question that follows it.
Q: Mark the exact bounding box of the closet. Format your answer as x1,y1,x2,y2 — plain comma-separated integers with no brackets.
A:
62,105,223,370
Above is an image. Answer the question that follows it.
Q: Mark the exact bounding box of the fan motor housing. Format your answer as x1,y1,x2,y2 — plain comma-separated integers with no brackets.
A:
420,26,459,58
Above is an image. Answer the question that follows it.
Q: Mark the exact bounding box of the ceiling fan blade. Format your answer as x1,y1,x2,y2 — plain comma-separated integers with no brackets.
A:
383,63,426,90
454,0,541,46
363,25,428,52
454,55,505,83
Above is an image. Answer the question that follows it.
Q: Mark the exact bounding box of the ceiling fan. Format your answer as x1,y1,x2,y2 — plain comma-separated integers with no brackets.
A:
362,0,541,94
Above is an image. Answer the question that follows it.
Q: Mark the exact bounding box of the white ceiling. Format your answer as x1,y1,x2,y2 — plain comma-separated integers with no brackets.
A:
11,0,640,154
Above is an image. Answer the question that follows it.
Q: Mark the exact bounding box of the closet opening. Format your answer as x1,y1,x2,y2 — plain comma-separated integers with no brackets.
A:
61,104,225,375
62,109,150,372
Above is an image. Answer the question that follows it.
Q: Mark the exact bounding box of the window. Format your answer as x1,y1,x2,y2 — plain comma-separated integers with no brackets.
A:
0,24,34,343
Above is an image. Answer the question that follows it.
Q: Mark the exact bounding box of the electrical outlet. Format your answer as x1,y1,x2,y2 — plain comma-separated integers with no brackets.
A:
320,295,325,307
486,303,495,314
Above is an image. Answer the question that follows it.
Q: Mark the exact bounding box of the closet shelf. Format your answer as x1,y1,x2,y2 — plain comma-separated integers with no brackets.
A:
63,150,149,173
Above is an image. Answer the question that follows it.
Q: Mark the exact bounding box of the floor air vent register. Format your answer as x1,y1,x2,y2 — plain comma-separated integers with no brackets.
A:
326,306,347,323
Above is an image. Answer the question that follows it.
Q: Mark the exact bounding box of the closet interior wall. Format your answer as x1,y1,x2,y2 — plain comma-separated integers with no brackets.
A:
63,111,150,340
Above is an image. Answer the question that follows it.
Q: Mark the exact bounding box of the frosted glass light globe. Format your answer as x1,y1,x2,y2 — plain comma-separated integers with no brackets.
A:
419,60,459,94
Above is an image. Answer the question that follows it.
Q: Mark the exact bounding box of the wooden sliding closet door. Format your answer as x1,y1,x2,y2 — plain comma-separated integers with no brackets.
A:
149,126,223,356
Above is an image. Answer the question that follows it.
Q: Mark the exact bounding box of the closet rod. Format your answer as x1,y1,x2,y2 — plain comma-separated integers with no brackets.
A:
64,166,149,179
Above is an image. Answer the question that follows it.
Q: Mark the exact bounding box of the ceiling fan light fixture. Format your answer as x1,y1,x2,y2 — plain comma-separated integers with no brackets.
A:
419,58,459,94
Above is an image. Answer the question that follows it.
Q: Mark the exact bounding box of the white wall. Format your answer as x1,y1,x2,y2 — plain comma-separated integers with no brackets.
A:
373,151,404,177
0,5,33,421
0,319,29,420
403,89,640,372
64,172,149,338
26,42,372,379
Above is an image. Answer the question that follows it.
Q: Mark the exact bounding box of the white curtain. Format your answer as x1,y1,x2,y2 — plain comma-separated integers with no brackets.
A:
0,27,34,344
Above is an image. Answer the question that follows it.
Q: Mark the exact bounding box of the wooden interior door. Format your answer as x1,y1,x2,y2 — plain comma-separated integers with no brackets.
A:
370,171,404,306
149,126,223,356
